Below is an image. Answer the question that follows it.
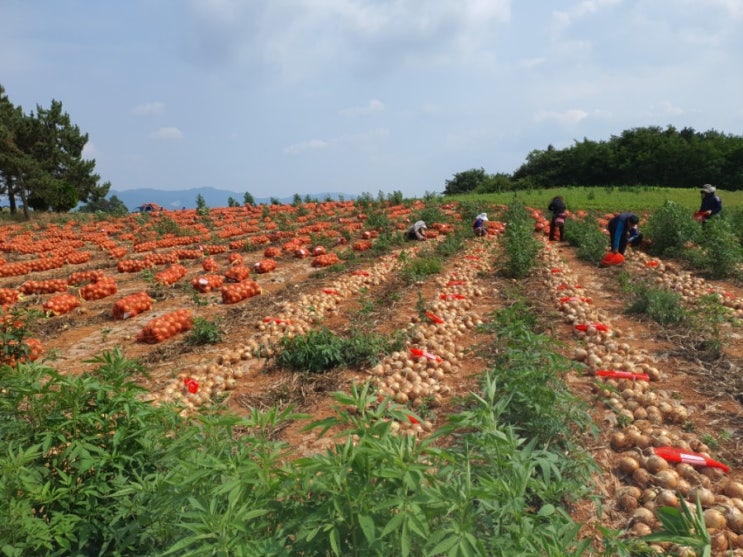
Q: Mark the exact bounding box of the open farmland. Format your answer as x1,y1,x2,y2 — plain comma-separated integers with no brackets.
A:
3,198,743,555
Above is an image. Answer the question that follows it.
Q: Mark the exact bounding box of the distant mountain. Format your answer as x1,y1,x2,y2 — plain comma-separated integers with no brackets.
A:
109,187,353,211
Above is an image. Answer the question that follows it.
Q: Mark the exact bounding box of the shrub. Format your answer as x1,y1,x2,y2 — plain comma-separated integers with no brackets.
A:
625,283,687,325
563,216,607,265
645,200,699,256
501,202,541,278
400,254,443,284
186,317,223,345
276,327,405,372
698,217,743,278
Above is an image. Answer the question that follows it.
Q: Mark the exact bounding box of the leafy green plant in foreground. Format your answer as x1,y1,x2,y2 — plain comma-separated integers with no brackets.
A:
186,317,223,345
275,327,406,372
501,201,541,278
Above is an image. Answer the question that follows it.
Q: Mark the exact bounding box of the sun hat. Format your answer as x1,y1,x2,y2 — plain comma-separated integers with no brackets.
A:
476,213,488,221
701,184,716,194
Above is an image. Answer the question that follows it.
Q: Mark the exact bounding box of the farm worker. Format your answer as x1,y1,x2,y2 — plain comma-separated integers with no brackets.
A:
406,220,428,241
547,195,567,242
472,213,488,237
698,184,722,222
607,212,642,255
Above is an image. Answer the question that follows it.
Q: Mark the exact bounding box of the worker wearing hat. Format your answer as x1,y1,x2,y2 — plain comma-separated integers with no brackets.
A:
406,220,428,241
698,184,722,223
473,213,488,237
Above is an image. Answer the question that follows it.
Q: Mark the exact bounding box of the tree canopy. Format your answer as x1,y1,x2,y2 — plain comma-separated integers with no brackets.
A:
0,85,110,218
512,126,743,190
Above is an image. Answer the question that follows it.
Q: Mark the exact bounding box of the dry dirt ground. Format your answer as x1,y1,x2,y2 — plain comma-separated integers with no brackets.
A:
5,222,743,544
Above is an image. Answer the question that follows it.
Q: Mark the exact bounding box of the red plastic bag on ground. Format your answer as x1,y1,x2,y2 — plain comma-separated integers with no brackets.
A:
600,252,624,266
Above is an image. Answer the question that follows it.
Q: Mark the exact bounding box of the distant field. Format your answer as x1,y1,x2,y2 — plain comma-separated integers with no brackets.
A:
457,186,743,215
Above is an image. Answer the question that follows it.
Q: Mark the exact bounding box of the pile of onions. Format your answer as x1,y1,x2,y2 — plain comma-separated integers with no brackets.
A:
312,253,340,267
112,292,153,320
221,280,261,304
253,259,277,274
44,292,82,316
20,279,69,295
263,246,281,258
80,276,118,301
136,309,193,343
191,274,224,293
352,240,372,251
224,265,251,282
202,257,219,272
0,287,19,305
155,264,187,286
64,251,92,264
117,259,152,273
227,252,243,265
68,269,105,286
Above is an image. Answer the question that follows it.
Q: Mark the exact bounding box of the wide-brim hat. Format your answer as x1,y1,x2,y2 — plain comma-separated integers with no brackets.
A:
701,184,716,194
476,213,488,221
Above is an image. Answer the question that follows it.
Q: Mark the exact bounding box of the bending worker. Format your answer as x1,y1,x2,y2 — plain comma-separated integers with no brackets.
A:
406,220,428,241
607,212,642,255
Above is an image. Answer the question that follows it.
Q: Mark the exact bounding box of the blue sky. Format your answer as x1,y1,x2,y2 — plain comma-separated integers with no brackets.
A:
2,0,742,200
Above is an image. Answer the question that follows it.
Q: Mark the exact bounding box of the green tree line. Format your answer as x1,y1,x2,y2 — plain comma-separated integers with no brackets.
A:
0,84,116,218
445,125,743,194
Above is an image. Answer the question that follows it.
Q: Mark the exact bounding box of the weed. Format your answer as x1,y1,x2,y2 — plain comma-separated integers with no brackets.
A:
564,215,608,264
625,283,686,325
189,288,209,306
645,200,699,256
501,201,541,278
186,317,223,345
276,327,405,372
698,216,743,279
400,254,442,284
701,433,719,450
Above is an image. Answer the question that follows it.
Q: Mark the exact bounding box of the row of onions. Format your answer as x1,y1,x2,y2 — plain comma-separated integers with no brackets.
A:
153,247,410,412
540,241,743,552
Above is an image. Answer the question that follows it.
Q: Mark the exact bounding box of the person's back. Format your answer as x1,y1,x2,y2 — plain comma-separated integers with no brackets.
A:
472,213,488,236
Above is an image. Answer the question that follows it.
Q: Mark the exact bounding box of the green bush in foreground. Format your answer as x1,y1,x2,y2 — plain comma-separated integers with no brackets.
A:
1,313,658,556
502,201,541,278
563,215,608,265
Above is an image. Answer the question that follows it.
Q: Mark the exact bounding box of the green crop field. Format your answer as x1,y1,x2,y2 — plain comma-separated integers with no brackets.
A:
456,186,743,215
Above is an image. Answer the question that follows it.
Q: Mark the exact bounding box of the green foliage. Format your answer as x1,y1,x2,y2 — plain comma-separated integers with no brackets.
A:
275,327,405,373
227,196,239,207
645,200,699,256
624,282,687,325
195,194,208,215
643,497,712,555
501,201,541,278
186,317,223,345
563,215,608,264
78,192,128,215
1,88,107,218
0,306,41,365
243,191,255,206
697,216,743,279
444,167,496,195
400,254,443,284
513,125,743,189
484,301,596,447
689,293,734,359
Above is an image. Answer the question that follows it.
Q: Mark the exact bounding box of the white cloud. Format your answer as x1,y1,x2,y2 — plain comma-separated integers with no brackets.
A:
284,128,389,155
339,99,386,117
652,100,685,116
533,109,589,125
284,138,329,155
149,127,183,140
553,0,622,29
132,102,165,116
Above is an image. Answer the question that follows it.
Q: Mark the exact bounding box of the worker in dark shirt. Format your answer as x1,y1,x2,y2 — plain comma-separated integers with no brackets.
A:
607,212,642,255
698,184,722,222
